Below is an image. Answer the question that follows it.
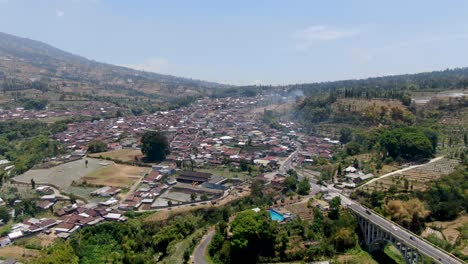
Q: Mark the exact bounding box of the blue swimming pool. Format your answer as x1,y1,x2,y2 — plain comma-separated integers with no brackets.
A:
268,209,285,222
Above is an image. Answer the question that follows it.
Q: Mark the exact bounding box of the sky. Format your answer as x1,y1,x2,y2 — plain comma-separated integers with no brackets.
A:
1,0,468,85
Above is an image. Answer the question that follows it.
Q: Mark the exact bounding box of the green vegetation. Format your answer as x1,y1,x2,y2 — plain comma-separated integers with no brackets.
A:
209,203,359,263
262,109,282,129
379,127,436,161
354,166,467,235
87,140,108,154
20,98,48,110
0,120,66,175
418,166,468,221
141,131,170,162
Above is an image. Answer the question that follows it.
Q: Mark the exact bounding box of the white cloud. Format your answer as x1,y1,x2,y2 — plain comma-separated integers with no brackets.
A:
55,9,65,17
294,25,361,50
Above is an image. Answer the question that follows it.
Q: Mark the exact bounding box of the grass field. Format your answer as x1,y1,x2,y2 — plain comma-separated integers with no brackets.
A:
89,149,142,162
81,163,144,188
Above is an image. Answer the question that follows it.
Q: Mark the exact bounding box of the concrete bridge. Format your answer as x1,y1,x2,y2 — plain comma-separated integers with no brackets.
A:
347,201,464,264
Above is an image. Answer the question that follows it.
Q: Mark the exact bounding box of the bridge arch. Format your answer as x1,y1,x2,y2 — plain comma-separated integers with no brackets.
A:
356,215,420,264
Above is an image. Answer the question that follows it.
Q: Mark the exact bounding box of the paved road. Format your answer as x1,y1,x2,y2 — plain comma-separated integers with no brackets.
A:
193,228,215,264
328,187,463,264
361,156,445,187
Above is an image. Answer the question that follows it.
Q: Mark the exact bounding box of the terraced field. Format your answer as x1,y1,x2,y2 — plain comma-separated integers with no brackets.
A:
365,158,459,192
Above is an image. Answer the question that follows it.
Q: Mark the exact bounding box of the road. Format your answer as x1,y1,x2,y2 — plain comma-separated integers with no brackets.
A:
361,156,445,187
192,228,215,264
328,186,463,264
264,150,297,181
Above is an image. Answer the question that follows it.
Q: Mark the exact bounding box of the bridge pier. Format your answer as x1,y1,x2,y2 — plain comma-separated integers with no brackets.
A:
356,214,421,264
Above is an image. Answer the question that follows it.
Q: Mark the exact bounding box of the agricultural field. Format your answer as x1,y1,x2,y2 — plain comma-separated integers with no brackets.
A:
427,215,468,245
364,158,459,192
89,148,143,162
81,163,145,188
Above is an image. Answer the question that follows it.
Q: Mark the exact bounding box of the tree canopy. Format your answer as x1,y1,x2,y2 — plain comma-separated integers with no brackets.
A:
141,131,170,162
379,127,436,161
87,140,108,153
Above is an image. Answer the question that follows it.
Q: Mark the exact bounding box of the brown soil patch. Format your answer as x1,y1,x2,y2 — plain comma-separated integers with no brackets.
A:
428,215,468,244
0,245,40,260
89,149,142,162
82,163,144,188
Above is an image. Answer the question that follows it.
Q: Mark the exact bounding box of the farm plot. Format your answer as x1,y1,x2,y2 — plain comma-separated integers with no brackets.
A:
80,163,144,188
365,158,459,192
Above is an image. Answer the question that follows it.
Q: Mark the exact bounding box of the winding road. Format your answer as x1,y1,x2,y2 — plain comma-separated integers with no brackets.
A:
192,228,215,264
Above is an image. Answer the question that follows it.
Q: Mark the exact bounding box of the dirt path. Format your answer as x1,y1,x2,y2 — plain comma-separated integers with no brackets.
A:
192,228,215,264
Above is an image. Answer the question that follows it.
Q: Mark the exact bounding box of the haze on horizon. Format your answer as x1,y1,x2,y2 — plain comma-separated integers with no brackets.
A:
1,0,468,85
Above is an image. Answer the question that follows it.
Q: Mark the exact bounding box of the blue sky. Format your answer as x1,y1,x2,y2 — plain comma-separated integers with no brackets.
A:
1,0,468,85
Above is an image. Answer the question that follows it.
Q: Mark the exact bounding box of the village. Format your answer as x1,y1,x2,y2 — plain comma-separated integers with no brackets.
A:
0,94,343,251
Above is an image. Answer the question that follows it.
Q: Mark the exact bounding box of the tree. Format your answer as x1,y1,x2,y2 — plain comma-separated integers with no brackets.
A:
200,193,208,201
141,131,170,162
167,200,173,207
230,210,277,262
0,207,10,223
297,177,311,195
190,192,197,202
328,197,341,220
36,242,79,264
345,141,361,156
240,159,249,171
333,228,356,252
379,127,435,161
69,193,77,204
339,128,353,144
284,175,298,192
87,140,107,153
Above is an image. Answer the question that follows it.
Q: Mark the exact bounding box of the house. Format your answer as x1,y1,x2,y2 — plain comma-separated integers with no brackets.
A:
176,171,212,184
36,200,55,210
7,231,23,240
91,186,121,197
104,213,127,222
54,223,77,233
0,236,11,247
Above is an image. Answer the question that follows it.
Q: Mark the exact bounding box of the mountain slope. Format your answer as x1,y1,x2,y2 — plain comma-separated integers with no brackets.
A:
0,32,224,107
